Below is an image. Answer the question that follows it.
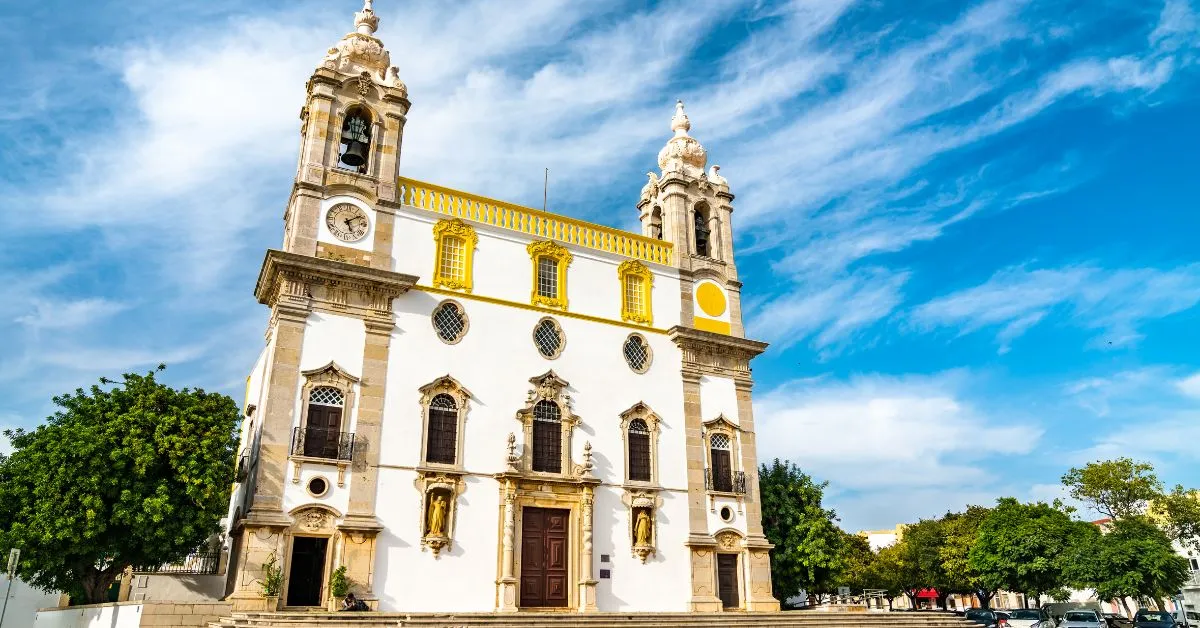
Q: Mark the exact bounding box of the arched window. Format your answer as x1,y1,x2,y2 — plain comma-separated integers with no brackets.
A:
709,433,733,492
425,394,458,465
304,386,344,459
627,419,651,482
693,208,710,257
650,206,663,240
339,107,372,173
531,400,562,473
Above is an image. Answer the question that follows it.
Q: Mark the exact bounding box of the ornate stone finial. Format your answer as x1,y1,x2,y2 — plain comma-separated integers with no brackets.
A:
708,165,728,188
658,99,707,176
355,0,380,35
671,100,691,136
582,441,594,477
506,433,520,471
640,171,659,201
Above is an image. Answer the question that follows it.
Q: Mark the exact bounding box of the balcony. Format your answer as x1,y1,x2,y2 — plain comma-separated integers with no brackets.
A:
235,453,249,482
704,468,747,494
290,427,355,462
134,550,221,575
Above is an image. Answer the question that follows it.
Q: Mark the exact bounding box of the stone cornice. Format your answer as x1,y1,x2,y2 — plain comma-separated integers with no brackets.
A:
255,250,418,320
668,326,767,358
669,326,767,379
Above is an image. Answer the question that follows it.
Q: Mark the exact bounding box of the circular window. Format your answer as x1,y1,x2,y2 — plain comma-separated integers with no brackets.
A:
720,506,734,523
432,300,468,344
533,317,564,359
307,476,330,498
623,334,652,373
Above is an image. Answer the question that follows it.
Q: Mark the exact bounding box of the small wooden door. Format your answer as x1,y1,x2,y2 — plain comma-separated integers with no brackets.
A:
717,553,740,609
519,507,570,608
304,406,342,458
286,536,328,607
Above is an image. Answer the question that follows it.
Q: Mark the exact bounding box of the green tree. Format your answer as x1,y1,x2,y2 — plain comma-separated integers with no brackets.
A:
1151,486,1200,552
940,506,997,608
866,544,905,610
0,368,240,603
759,460,845,605
899,518,949,608
1063,516,1189,613
832,531,875,596
1062,458,1162,520
969,498,1094,605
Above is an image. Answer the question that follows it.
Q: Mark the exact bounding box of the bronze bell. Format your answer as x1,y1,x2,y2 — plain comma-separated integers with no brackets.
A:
341,141,368,167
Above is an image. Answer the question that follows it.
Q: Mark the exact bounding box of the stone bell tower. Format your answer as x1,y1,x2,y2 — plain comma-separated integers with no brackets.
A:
228,0,418,612
281,0,411,270
637,101,745,337
640,102,780,612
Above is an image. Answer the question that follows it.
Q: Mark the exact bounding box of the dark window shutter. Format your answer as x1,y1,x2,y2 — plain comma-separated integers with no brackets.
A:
711,448,733,492
532,401,562,473
426,394,458,465
304,406,342,458
627,419,651,482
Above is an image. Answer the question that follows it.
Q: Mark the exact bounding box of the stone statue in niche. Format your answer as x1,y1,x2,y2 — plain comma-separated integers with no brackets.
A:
427,494,448,537
632,507,655,563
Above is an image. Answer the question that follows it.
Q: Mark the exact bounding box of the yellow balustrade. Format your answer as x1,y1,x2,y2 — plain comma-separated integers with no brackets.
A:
399,178,674,266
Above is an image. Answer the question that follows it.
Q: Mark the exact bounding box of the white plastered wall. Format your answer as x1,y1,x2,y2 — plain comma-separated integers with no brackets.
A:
699,374,749,537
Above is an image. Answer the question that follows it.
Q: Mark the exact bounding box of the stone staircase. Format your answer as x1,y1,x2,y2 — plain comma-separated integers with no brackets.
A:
210,610,976,628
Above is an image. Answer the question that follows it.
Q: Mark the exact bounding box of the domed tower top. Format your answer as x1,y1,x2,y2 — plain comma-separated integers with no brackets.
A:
657,100,708,177
321,0,406,91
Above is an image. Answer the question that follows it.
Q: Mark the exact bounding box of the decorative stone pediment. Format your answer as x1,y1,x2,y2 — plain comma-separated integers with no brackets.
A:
301,361,360,386
526,370,572,408
289,505,342,534
714,528,745,551
701,414,738,434
418,374,472,405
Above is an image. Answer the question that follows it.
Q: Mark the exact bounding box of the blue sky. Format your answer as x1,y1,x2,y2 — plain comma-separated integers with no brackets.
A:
2,0,1198,531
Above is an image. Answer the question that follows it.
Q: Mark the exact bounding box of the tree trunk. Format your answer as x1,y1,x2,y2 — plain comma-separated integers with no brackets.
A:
1120,597,1132,617
79,564,124,604
938,593,951,610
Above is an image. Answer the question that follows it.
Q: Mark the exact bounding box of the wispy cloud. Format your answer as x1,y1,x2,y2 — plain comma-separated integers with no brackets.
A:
912,263,1200,351
15,298,129,330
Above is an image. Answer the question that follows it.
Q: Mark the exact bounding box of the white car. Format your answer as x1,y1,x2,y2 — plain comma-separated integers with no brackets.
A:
1060,610,1106,628
1007,609,1052,628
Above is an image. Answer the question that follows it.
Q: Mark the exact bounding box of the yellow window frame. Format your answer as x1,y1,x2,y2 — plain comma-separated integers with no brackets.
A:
618,259,654,325
432,218,479,292
527,240,573,309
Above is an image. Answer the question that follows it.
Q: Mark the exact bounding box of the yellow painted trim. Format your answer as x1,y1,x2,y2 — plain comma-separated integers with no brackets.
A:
412,284,668,334
527,240,572,310
693,317,731,335
432,218,478,292
399,177,674,266
617,259,654,326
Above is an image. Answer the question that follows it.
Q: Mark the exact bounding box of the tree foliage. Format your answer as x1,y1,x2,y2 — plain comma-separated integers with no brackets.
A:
759,460,845,604
898,518,948,607
968,498,1095,602
940,506,996,607
0,369,240,603
832,531,875,594
1062,458,1162,521
1151,485,1200,553
1063,516,1190,604
867,544,905,609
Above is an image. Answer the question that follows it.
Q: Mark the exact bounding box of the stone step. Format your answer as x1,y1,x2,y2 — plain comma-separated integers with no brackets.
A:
210,611,976,628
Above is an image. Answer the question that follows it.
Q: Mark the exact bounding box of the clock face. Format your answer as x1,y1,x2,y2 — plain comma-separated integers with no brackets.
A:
326,204,370,242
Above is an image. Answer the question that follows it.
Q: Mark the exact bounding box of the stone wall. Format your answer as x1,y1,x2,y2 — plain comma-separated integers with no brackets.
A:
33,601,232,627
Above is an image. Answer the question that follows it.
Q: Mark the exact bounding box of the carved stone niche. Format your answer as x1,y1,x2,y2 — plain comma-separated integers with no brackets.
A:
413,472,465,558
622,489,664,563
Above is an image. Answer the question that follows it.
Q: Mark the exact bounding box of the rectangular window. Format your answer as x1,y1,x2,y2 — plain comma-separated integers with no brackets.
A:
537,256,559,299
628,432,651,482
439,236,465,282
532,420,561,473
624,275,645,317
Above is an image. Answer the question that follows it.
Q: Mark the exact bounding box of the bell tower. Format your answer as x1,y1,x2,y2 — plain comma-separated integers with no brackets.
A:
638,101,744,337
642,103,780,612
282,0,411,270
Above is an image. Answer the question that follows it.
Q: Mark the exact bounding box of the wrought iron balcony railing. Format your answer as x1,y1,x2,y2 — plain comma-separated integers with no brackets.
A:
134,550,221,575
291,427,355,461
704,469,747,494
235,453,249,482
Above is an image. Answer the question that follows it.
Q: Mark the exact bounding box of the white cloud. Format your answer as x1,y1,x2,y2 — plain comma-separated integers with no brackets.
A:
15,298,129,330
1176,372,1200,398
912,263,1200,351
755,372,1042,491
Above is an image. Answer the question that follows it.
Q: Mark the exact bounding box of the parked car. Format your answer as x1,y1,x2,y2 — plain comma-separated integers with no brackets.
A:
1060,610,1107,628
1102,612,1133,628
967,609,1012,628
1008,608,1052,628
1133,610,1175,628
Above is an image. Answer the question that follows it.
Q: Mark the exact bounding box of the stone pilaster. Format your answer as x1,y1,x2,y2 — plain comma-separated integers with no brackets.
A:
735,378,780,610
497,480,518,612
578,486,598,613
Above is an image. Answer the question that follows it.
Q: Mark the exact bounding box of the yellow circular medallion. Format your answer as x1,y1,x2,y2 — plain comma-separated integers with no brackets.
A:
696,282,727,317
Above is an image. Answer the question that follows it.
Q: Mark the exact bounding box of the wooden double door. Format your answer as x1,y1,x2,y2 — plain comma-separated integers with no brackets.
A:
519,507,570,608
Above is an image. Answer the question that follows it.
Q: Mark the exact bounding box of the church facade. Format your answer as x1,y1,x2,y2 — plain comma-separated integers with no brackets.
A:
224,1,779,614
